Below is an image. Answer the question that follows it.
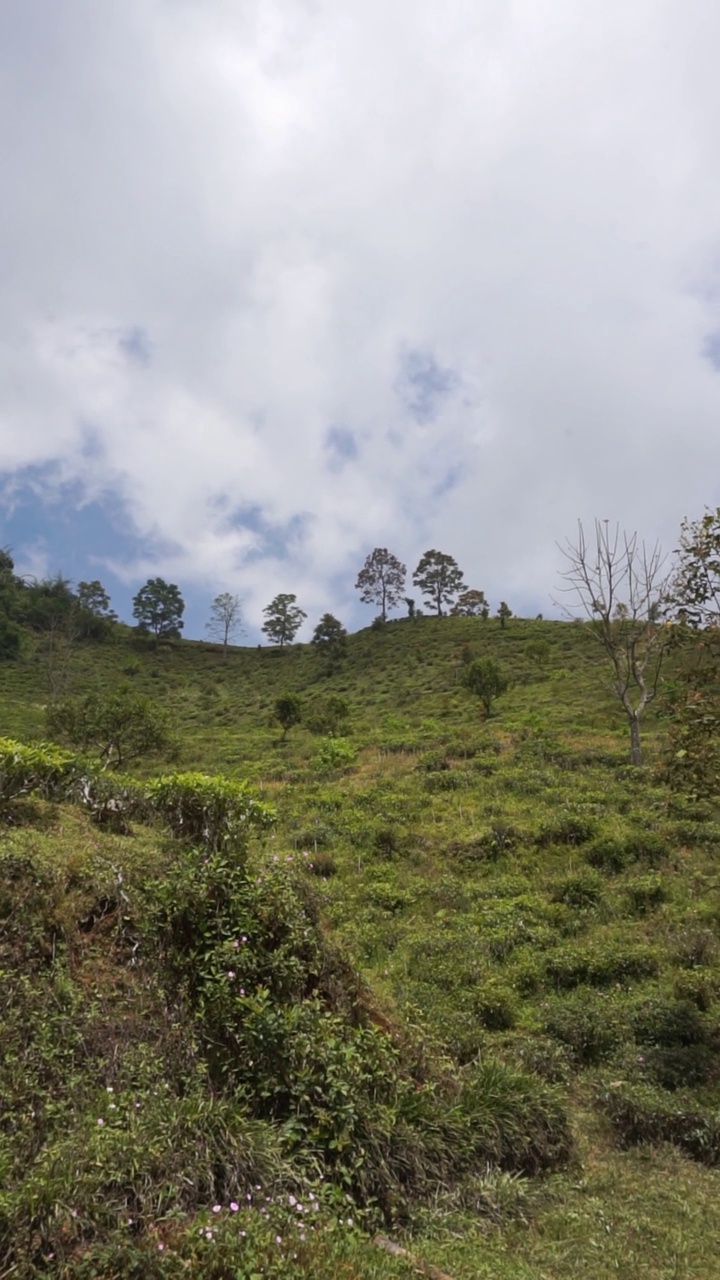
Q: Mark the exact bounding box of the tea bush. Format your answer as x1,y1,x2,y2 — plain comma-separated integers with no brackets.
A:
598,1082,720,1167
146,772,275,851
0,737,80,815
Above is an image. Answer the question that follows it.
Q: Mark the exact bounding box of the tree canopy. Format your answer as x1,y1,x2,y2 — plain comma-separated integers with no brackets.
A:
671,508,720,627
413,550,465,617
451,589,488,618
355,548,406,621
132,579,185,643
312,613,348,667
46,686,172,769
261,594,306,646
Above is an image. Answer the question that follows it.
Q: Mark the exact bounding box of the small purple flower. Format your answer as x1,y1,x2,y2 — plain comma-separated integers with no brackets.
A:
230,1202,239,1212
97,1118,104,1126
212,1204,221,1214
227,970,236,979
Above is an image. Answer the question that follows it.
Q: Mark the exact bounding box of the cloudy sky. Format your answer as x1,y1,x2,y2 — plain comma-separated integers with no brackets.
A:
1,0,720,640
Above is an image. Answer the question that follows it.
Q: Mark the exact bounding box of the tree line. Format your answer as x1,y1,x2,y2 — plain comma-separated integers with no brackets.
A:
0,545,513,664
4,507,720,778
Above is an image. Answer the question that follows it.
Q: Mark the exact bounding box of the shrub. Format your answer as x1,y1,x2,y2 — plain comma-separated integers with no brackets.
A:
542,991,626,1065
630,996,720,1089
598,1082,720,1166
146,772,275,852
544,942,659,990
152,850,572,1207
305,850,338,878
473,985,517,1031
46,687,172,769
624,875,667,916
623,831,669,865
304,696,350,736
0,737,79,816
551,872,603,910
314,737,357,775
536,814,597,847
675,929,718,969
584,837,632,874
424,770,460,792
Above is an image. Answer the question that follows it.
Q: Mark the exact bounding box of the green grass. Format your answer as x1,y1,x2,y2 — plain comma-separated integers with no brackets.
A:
3,617,720,1276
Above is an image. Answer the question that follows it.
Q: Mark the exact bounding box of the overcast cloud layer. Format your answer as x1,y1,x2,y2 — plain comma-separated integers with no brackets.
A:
1,0,720,636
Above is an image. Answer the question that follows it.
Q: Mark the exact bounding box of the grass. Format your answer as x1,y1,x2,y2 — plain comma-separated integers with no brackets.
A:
2,616,720,1275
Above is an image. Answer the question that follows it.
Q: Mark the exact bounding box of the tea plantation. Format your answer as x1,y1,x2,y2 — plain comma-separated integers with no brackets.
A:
2,616,720,1278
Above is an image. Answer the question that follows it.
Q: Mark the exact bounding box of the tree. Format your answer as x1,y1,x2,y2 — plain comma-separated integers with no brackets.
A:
671,508,720,626
413,550,465,617
305,694,350,735
132,578,185,643
312,613,348,668
558,520,670,765
76,580,116,619
497,602,513,629
525,638,551,670
206,592,243,657
664,508,720,796
355,548,406,622
46,686,171,769
261,594,306,646
21,574,76,633
274,693,303,741
462,657,509,716
451,589,488,617
76,579,118,640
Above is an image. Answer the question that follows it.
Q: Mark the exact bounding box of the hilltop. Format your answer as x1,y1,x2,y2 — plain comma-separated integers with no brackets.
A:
3,616,720,1279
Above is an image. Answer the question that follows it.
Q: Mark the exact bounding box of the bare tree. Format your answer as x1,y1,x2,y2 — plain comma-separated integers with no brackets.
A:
206,592,243,657
557,520,670,765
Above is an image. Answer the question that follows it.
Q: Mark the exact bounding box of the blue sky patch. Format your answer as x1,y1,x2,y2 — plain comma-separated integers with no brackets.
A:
324,426,359,472
397,348,460,425
702,331,720,371
118,325,153,366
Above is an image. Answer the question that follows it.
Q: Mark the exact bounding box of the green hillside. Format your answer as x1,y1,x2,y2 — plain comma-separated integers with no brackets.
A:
3,618,720,1279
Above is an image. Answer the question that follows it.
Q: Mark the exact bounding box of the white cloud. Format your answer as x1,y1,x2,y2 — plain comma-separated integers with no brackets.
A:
1,0,720,630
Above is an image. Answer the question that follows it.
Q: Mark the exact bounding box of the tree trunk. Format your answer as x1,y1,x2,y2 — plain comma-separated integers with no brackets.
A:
629,714,642,765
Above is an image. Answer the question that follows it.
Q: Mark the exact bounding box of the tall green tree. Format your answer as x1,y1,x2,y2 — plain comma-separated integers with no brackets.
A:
132,578,185,643
206,592,243,657
355,548,406,621
413,550,465,617
261,594,306,646
664,508,720,796
671,508,720,626
451,588,488,618
274,693,303,741
462,657,509,716
76,579,117,640
76,580,116,619
497,601,513,628
312,613,348,668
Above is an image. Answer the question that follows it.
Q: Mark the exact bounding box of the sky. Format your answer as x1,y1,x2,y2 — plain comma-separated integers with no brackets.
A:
1,0,720,641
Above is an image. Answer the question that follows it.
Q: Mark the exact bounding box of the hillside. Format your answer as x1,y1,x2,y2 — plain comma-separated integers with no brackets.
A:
3,617,720,1279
